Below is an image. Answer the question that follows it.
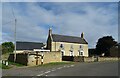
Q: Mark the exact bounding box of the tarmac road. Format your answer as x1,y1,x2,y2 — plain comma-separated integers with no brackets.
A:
2,61,118,76
38,61,119,76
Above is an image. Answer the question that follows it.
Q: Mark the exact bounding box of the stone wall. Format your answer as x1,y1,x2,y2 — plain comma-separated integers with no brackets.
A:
8,51,62,66
74,56,84,62
98,57,118,62
28,51,62,66
84,57,94,62
84,57,118,62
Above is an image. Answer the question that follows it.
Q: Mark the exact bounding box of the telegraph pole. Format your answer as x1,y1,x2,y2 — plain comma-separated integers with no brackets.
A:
14,18,17,62
12,8,17,62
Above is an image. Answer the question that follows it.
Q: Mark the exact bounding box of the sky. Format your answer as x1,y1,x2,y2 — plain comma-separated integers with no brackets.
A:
1,0,120,2
2,2,118,48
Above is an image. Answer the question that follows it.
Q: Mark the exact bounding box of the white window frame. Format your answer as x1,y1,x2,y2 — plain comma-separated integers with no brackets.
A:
59,43,64,50
69,44,74,56
59,43,65,56
78,50,84,56
61,50,65,56
80,45,83,51
70,50,74,56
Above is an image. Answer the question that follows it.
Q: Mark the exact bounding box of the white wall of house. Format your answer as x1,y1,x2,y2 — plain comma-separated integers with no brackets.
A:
52,42,88,57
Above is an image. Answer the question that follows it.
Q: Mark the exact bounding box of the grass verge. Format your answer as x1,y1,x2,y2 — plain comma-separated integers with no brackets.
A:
0,61,25,69
8,61,25,67
0,63,12,69
37,61,75,67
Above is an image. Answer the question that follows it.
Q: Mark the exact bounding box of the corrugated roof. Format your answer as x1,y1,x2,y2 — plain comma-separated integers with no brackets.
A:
52,34,88,44
16,41,44,50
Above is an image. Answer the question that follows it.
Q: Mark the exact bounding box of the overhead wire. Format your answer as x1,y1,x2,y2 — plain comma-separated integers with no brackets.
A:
2,20,14,25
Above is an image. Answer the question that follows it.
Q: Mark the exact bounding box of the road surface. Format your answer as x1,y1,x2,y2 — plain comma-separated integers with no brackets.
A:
2,61,118,76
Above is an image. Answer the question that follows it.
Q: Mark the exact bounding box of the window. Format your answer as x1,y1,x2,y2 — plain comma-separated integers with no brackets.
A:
60,44,64,50
79,45,83,50
61,51,64,56
69,45,74,56
78,51,84,56
80,52,83,56
70,51,74,56
59,44,65,56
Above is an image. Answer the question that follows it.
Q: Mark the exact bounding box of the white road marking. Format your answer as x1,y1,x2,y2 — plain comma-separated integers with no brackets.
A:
57,67,63,69
71,65,74,67
37,73,44,76
51,69,56,71
37,71,51,76
36,64,75,76
44,71,51,74
64,66,67,67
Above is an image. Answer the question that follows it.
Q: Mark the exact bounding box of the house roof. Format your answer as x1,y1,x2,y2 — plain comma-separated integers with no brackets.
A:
16,41,44,50
52,34,88,44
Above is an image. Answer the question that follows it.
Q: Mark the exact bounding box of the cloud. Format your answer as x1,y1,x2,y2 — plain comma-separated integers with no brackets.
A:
2,2,118,48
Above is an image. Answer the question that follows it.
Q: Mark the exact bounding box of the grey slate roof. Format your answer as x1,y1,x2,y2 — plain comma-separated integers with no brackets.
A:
16,41,44,50
52,34,88,44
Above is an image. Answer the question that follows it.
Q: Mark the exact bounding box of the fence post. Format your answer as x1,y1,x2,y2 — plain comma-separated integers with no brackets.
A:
2,60,5,65
5,60,8,66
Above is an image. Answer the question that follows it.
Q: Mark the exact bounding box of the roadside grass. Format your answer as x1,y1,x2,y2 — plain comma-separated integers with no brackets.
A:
37,61,75,67
0,61,25,69
8,61,25,67
0,63,12,69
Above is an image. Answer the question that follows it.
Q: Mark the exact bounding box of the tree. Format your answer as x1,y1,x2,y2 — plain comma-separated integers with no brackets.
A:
2,42,14,54
95,36,117,56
